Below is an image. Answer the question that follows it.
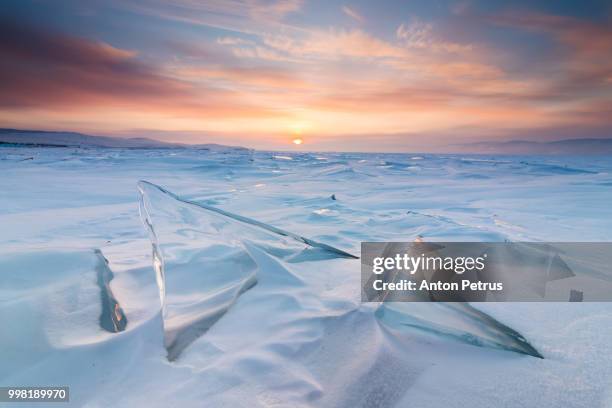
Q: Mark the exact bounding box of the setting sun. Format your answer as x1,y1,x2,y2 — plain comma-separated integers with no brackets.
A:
292,138,303,145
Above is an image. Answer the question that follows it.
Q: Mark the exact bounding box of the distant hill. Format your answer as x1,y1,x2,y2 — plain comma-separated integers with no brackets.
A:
0,128,248,151
457,138,612,155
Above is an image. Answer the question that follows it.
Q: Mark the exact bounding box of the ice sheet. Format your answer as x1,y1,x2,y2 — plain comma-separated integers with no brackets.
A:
1,147,611,407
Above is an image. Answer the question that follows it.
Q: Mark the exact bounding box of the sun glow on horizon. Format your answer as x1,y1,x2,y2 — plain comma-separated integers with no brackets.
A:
292,137,303,145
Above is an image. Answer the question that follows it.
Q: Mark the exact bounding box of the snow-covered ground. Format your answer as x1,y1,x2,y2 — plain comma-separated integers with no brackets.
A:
1,147,611,407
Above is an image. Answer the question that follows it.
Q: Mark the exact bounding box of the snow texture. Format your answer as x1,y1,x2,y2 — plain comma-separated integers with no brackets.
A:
1,147,611,407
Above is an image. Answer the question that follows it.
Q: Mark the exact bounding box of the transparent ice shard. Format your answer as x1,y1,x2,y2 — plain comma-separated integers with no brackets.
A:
376,302,543,358
94,249,127,333
365,242,542,357
137,180,540,361
137,181,357,360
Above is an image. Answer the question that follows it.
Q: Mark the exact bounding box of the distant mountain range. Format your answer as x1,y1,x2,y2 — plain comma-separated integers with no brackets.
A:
0,128,247,151
2,128,611,154
456,138,612,155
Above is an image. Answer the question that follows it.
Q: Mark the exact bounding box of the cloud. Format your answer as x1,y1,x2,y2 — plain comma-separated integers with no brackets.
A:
217,37,255,46
488,11,612,62
249,0,302,21
220,28,409,63
262,28,406,60
485,11,612,102
172,66,308,89
0,20,185,108
0,20,288,125
396,19,472,52
342,6,364,23
119,0,303,35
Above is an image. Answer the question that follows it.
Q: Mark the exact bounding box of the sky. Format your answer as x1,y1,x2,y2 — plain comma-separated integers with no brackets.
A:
0,0,611,151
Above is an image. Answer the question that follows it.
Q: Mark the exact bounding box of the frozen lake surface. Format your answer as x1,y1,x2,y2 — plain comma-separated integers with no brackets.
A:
1,147,611,407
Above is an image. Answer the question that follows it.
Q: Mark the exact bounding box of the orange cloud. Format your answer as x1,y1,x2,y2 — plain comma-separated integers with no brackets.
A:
261,29,406,60
172,66,309,89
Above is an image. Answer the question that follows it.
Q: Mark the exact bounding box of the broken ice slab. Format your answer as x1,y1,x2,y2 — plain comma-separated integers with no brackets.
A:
0,248,127,365
137,181,357,360
95,249,127,333
376,302,543,358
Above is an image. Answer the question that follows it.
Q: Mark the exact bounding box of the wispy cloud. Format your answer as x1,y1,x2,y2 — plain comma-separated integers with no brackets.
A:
170,66,308,89
342,5,364,23
118,0,303,35
396,19,472,52
262,28,406,59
